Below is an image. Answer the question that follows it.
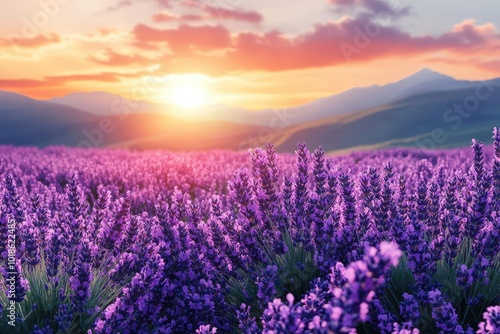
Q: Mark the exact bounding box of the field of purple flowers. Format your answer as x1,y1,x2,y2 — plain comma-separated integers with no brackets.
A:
0,129,499,334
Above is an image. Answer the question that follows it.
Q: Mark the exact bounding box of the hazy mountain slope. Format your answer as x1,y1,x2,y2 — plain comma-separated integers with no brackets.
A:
1,68,498,152
0,91,263,150
46,69,478,127
98,113,263,151
48,92,161,116
274,87,500,152
184,68,481,126
283,69,478,125
0,91,101,146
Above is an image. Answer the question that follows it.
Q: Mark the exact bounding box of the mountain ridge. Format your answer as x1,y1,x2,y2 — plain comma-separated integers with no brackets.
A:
1,68,498,152
44,68,479,126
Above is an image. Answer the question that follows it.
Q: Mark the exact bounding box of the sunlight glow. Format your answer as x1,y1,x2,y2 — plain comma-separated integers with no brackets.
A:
170,81,209,109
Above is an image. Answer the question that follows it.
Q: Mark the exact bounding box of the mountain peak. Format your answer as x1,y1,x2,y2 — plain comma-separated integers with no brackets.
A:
407,68,454,82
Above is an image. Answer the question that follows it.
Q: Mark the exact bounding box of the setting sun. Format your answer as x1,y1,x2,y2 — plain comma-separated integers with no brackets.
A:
170,82,209,109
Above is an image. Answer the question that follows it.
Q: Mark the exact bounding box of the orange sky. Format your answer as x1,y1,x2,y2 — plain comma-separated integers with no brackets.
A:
1,0,500,110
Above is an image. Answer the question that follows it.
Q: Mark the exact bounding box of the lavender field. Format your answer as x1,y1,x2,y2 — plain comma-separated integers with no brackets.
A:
0,130,499,334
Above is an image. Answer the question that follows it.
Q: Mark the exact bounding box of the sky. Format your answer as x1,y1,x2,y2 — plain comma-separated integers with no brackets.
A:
0,0,499,110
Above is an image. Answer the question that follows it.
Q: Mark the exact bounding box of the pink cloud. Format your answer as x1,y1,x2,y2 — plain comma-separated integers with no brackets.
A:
153,1,263,23
203,5,263,23
136,18,500,74
106,0,133,12
152,11,204,22
152,11,178,22
0,33,61,48
248,18,498,69
88,49,153,66
327,0,410,17
133,24,232,52
0,73,122,91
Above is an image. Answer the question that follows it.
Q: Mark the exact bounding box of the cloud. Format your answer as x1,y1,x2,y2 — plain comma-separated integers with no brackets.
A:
152,2,263,23
106,0,173,12
152,11,204,22
0,79,56,89
225,18,499,71
328,0,410,18
0,33,61,48
88,49,154,66
154,0,172,7
129,18,500,75
477,59,500,72
44,73,122,83
201,5,263,23
133,24,232,52
0,73,121,91
106,0,133,12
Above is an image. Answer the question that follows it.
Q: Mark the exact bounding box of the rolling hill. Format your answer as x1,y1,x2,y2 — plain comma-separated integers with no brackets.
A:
47,69,479,127
0,91,263,150
272,86,500,152
1,68,499,152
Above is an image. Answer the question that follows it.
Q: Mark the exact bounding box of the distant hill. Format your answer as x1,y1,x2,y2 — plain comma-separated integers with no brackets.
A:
271,87,500,152
1,68,499,152
46,69,480,127
48,92,159,116
0,91,98,146
0,91,263,150
282,68,477,126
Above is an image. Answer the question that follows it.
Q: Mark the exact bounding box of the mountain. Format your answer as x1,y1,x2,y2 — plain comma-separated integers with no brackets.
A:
48,92,161,116
0,91,99,146
271,84,500,152
0,68,498,152
171,68,478,127
282,68,477,126
0,90,263,150
46,69,476,128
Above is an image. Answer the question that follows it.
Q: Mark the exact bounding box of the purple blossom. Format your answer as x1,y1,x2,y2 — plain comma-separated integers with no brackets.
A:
0,131,496,333
256,265,279,310
477,305,500,334
70,237,94,312
399,293,420,328
196,325,218,334
237,304,260,334
456,264,474,289
428,289,466,334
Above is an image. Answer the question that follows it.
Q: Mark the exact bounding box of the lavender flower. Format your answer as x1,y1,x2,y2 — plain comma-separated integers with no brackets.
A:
492,128,500,212
196,325,218,334
24,217,40,266
55,303,73,332
428,289,466,334
237,304,260,334
70,237,94,312
0,130,497,333
399,293,420,328
477,305,500,334
256,265,278,310
456,264,474,289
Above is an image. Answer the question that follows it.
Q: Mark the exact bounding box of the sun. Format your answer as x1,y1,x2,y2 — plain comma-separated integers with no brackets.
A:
170,82,209,109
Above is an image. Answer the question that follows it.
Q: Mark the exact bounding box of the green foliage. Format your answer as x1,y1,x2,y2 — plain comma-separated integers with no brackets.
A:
435,239,500,327
368,238,500,334
225,228,318,329
0,253,131,334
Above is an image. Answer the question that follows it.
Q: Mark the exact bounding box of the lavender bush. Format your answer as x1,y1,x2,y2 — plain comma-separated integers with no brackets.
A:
0,129,499,333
